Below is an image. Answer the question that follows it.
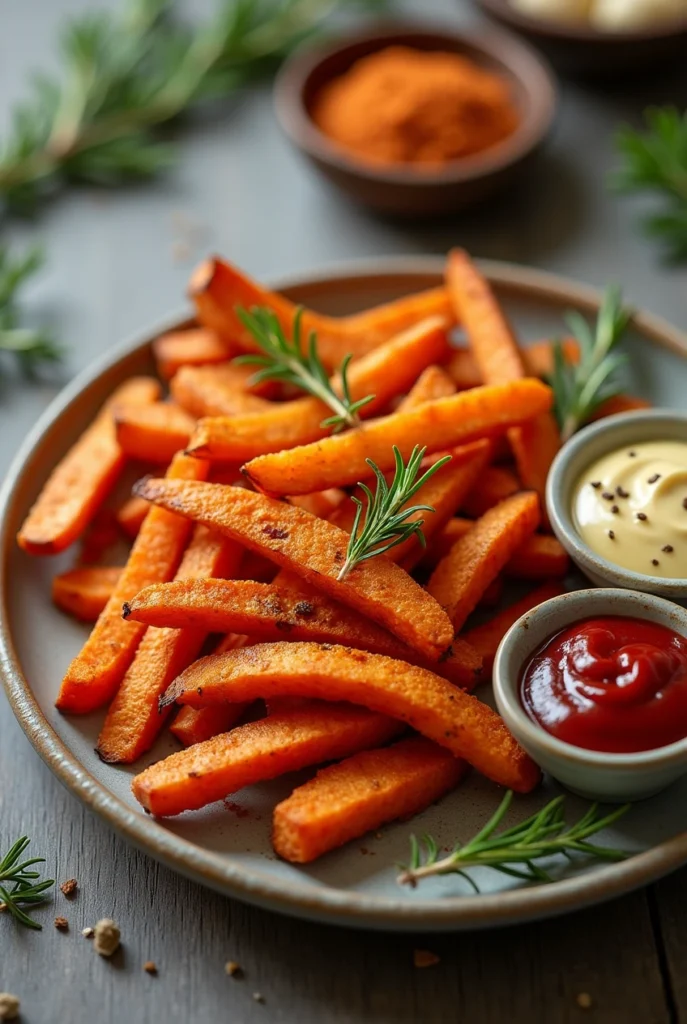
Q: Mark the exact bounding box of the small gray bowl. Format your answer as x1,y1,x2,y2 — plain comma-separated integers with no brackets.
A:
493,588,687,802
546,409,687,601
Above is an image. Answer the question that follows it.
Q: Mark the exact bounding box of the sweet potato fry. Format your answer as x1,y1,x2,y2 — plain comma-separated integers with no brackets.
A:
187,316,448,461
96,525,243,763
78,508,121,565
342,286,455,343
273,737,468,863
123,578,482,689
423,518,569,579
153,328,234,380
160,642,540,793
287,489,347,519
446,338,579,390
17,376,161,556
464,582,565,680
52,566,123,622
170,704,250,747
397,364,455,409
132,701,403,815
461,465,519,519
131,480,453,660
56,452,209,715
116,495,150,539
170,363,272,418
591,393,651,420
242,378,553,495
114,402,197,463
479,577,503,608
427,492,540,630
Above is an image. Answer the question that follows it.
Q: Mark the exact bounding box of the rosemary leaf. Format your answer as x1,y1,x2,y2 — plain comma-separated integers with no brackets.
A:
0,836,54,930
0,244,62,375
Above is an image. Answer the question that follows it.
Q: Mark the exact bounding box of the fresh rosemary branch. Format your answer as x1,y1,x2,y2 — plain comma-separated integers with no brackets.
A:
337,446,451,581
0,836,54,930
0,244,61,375
236,306,375,431
398,791,630,890
0,0,390,211
612,107,687,263
551,285,632,443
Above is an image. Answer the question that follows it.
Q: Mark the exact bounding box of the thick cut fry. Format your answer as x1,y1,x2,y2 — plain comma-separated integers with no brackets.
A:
17,376,161,555
123,578,482,689
461,465,519,518
116,495,150,539
153,328,234,380
423,518,569,579
114,402,197,463
287,489,346,519
161,642,540,793
170,363,272,418
96,525,242,763
273,737,468,863
508,411,560,529
446,338,579,390
79,508,121,565
464,582,565,679
343,286,455,342
132,701,403,815
52,566,123,622
397,364,455,409
242,379,553,495
131,480,453,660
427,492,540,630
591,394,651,420
187,316,449,460
56,453,209,714
170,704,249,747
479,577,503,607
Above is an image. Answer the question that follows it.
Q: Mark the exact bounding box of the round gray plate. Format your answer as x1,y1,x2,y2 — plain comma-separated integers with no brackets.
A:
3,257,687,931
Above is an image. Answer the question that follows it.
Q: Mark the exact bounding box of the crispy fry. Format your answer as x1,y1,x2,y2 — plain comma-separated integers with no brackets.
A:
96,526,242,763
153,328,234,380
56,453,209,715
17,376,161,555
446,338,579,390
508,411,560,529
170,363,272,418
591,393,651,420
79,507,121,565
464,582,565,680
161,642,540,793
427,492,540,630
461,465,519,519
123,578,482,689
52,566,123,622
287,489,346,519
242,379,553,496
396,364,456,409
131,480,454,660
132,701,403,815
423,518,569,579
187,316,449,461
273,737,468,863
479,577,503,608
116,495,150,539
170,704,250,746
114,402,196,464
343,286,454,342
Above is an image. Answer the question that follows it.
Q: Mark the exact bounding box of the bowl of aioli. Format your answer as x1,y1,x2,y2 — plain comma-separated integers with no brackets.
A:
546,410,687,600
493,587,687,801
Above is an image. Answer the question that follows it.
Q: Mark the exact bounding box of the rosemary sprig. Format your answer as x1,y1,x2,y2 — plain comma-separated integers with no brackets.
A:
0,836,54,930
337,446,451,581
0,0,390,211
612,107,687,263
0,244,62,375
398,791,630,890
236,306,375,432
551,285,632,443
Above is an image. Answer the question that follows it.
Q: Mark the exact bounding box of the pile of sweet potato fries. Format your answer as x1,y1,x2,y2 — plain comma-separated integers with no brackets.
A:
17,249,633,864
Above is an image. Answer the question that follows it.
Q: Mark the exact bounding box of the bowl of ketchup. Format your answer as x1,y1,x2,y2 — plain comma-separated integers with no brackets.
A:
493,587,687,801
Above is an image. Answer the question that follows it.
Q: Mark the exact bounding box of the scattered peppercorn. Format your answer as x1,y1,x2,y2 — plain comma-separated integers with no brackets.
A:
608,530,615,540
225,961,243,978
648,474,661,484
144,961,158,976
591,481,601,489
652,559,660,567
60,878,78,898
628,451,636,457
663,545,674,553
611,505,619,514
616,486,630,498
413,949,441,968
93,918,120,957
0,993,20,1022
637,512,648,521
602,492,614,501
54,916,69,931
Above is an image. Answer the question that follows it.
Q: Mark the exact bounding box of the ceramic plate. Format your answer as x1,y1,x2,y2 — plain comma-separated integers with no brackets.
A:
3,258,687,932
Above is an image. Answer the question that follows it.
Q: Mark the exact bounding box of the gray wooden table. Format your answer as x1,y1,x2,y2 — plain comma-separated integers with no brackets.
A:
2,1,687,1021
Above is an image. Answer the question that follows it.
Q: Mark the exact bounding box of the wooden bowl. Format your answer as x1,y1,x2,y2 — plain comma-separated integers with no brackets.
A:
274,23,557,218
476,0,687,77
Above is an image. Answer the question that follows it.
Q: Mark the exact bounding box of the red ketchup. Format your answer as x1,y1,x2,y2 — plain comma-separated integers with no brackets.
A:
521,616,687,753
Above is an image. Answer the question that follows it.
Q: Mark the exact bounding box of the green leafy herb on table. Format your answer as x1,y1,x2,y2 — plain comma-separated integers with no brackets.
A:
0,836,54,930
0,245,61,375
551,285,632,443
0,0,391,212
612,107,687,263
398,791,629,890
337,446,452,581
236,306,375,431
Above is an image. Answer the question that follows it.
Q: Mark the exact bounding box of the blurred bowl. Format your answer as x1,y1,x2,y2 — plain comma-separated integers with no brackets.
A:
274,23,557,218
476,0,687,77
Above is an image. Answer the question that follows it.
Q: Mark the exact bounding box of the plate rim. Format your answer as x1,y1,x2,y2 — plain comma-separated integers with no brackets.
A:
3,255,687,932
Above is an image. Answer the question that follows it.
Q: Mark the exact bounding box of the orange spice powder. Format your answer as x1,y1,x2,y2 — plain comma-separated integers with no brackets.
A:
311,46,520,169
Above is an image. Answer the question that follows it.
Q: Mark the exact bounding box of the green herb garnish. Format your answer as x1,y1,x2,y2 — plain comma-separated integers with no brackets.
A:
337,445,451,581
398,791,629,890
0,245,62,375
0,836,55,930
